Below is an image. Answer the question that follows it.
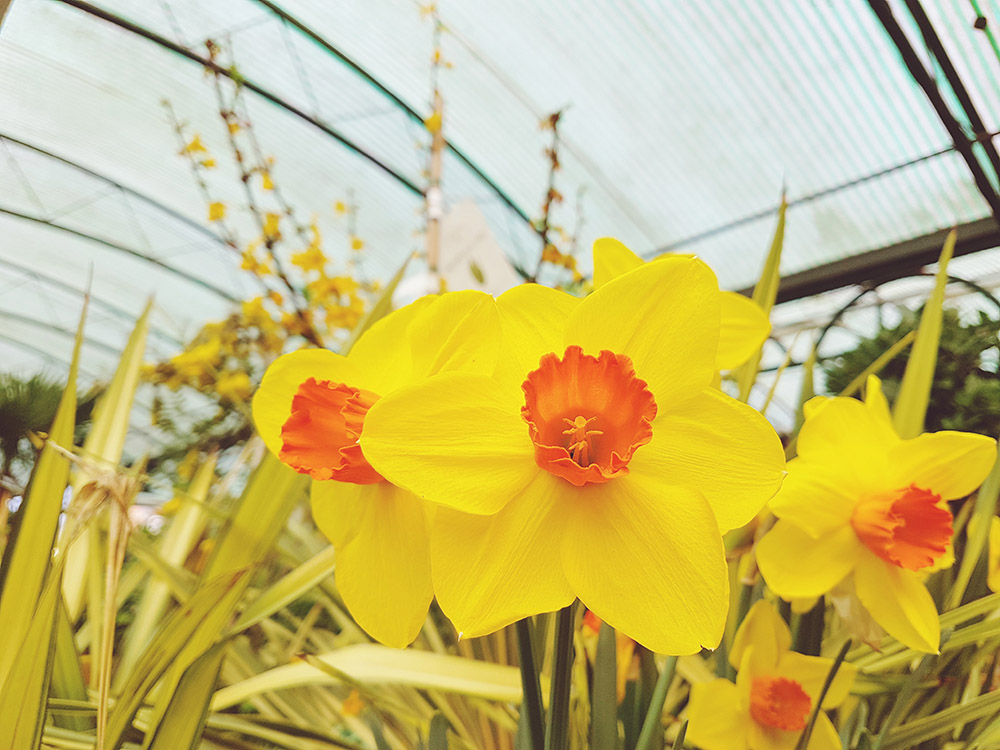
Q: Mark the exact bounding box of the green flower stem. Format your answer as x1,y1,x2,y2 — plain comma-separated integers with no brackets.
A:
591,621,618,750
634,655,679,750
515,618,545,750
544,603,576,750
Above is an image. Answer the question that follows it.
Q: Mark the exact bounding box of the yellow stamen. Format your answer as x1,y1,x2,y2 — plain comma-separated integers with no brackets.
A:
562,415,602,466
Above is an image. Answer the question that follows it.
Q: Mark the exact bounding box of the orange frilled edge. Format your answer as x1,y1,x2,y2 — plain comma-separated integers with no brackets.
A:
749,676,811,732
851,483,952,571
279,377,384,484
521,345,657,487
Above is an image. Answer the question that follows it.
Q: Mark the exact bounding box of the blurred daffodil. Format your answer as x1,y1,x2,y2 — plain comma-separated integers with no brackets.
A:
688,601,855,750
252,291,499,647
592,237,770,370
361,255,785,654
757,375,996,652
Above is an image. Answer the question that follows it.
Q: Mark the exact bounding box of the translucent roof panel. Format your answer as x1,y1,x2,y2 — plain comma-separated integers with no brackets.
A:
4,0,1000,450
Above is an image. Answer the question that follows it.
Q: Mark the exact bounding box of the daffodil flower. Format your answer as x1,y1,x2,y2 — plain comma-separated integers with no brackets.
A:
592,237,770,370
756,375,997,652
687,601,856,750
251,291,499,647
361,256,785,654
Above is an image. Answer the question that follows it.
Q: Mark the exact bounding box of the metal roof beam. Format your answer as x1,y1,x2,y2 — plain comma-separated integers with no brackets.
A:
903,0,1000,187
0,258,183,348
867,0,1000,226
749,217,1000,303
55,0,423,197
0,132,228,247
0,309,125,356
250,0,535,227
0,204,239,302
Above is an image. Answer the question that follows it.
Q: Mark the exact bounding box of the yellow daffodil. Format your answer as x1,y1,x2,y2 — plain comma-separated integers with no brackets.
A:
688,601,855,750
756,375,996,652
252,291,499,647
361,256,785,654
592,238,770,371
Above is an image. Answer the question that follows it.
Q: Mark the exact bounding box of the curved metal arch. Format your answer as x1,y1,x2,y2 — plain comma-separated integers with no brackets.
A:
0,257,183,348
55,0,424,197
0,132,227,248
0,331,102,380
249,0,537,229
0,205,239,302
0,309,128,356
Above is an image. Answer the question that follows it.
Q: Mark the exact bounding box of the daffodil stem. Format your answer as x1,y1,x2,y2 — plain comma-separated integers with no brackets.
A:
795,639,851,750
544,603,576,750
634,654,678,750
591,621,618,750
515,618,545,750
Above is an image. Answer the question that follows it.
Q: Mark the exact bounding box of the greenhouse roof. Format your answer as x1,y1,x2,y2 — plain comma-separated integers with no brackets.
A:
4,0,1000,447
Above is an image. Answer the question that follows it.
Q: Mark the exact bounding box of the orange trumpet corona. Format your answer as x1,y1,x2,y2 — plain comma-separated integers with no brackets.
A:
521,346,657,486
749,676,811,732
851,483,952,571
280,377,384,484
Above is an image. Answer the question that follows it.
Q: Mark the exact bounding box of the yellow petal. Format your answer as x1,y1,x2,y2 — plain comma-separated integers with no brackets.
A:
252,349,363,458
566,255,720,406
717,292,770,371
747,713,800,750
756,521,861,599
407,290,500,380
778,651,856,708
790,596,819,614
853,548,940,653
591,237,643,289
561,476,728,654
889,431,997,500
431,472,575,637
312,481,432,648
687,680,751,750
346,296,436,393
768,459,856,537
631,388,785,532
729,600,789,671
805,713,843,750
361,373,536,515
796,396,896,491
494,283,580,387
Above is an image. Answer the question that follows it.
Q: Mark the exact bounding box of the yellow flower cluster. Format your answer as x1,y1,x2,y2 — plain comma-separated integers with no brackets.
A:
249,236,999,745
253,239,784,651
